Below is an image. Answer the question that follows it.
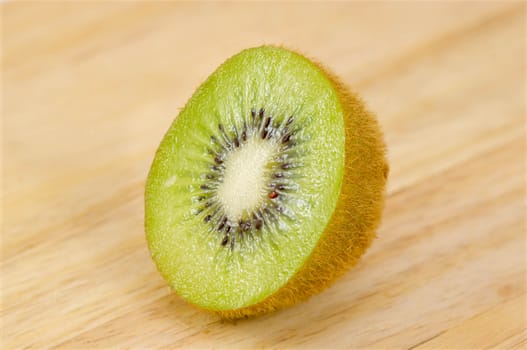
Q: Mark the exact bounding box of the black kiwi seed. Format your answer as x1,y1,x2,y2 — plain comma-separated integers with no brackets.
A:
242,122,247,141
241,221,251,231
210,164,222,172
264,116,271,129
261,116,272,139
218,217,227,231
221,235,229,246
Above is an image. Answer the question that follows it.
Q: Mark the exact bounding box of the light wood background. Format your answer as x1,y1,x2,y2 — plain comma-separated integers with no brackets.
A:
2,2,526,349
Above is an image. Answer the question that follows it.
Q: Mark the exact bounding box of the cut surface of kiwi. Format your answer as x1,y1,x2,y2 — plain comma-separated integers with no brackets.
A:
145,46,388,318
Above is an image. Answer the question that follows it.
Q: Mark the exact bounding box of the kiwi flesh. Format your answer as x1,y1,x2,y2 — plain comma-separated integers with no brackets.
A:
145,46,388,319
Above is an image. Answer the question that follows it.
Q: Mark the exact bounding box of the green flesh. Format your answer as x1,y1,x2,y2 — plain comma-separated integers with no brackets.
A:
145,46,345,310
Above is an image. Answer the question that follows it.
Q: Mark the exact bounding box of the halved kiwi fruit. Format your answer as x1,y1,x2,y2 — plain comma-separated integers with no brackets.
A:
145,46,388,319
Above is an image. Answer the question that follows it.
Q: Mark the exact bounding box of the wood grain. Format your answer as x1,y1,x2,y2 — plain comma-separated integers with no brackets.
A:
2,2,526,349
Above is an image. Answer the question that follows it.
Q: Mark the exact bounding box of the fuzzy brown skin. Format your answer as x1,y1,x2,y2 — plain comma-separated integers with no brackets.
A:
214,55,389,320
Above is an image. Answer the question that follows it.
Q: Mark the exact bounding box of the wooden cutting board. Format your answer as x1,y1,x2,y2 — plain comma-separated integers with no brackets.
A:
2,2,525,348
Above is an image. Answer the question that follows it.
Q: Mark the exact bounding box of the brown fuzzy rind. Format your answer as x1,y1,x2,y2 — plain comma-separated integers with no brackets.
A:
214,55,389,319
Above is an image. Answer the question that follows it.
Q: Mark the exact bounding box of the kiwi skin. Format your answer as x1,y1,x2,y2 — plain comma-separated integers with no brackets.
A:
202,47,389,320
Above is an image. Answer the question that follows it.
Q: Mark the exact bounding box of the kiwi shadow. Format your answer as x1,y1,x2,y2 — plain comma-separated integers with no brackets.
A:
207,259,382,346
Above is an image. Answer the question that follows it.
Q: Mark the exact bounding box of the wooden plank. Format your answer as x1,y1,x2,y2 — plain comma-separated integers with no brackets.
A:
2,2,525,348
411,295,526,349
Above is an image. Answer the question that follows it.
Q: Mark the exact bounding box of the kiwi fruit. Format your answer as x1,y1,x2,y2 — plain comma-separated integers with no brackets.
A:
145,46,388,319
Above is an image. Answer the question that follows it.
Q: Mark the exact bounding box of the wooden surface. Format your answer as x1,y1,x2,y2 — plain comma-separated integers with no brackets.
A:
2,2,526,349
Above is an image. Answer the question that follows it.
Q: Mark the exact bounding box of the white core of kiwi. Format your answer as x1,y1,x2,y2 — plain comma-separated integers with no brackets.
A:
216,136,278,220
